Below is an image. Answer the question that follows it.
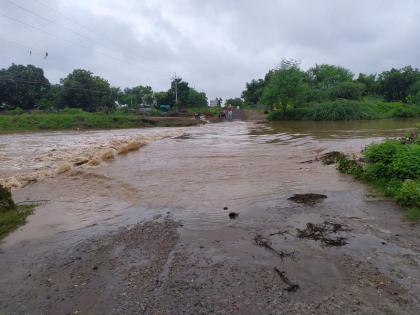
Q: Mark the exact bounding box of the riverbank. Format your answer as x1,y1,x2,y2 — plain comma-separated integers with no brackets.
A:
0,185,35,239
268,99,420,121
0,110,201,134
334,129,420,220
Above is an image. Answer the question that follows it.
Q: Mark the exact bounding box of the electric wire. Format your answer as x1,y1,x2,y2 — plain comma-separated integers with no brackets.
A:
7,0,164,72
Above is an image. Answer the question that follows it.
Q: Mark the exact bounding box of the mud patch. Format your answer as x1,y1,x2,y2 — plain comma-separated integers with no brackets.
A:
297,221,350,246
0,219,180,314
288,193,327,205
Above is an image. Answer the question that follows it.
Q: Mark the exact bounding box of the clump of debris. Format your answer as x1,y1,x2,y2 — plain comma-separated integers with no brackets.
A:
319,151,345,165
254,234,295,260
296,221,350,247
274,267,300,292
288,193,327,205
254,234,299,292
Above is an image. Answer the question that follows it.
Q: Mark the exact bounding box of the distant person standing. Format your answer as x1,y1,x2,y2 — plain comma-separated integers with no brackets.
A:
227,104,233,121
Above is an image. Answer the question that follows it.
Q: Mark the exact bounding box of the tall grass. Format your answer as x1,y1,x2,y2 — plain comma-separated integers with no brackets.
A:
0,109,199,133
268,99,420,121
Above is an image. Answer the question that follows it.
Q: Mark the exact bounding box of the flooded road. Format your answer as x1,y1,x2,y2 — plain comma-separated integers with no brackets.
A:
1,119,420,314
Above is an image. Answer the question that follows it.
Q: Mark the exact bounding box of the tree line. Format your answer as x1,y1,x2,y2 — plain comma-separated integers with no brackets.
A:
241,60,420,119
0,64,208,113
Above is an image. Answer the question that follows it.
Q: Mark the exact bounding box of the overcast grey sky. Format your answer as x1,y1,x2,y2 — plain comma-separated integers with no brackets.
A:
1,0,419,100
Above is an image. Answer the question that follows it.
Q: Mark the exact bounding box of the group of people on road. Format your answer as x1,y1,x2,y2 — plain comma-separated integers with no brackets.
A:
219,105,236,121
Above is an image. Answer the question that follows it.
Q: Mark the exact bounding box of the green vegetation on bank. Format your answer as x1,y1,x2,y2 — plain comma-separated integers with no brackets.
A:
0,108,201,133
0,185,35,239
268,99,420,121
241,60,420,121
334,130,420,220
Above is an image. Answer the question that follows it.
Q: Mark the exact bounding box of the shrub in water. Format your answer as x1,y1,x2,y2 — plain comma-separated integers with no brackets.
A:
0,184,17,213
336,155,364,179
364,140,404,165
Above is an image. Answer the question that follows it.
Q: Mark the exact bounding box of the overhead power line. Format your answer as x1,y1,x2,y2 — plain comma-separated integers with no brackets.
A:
32,0,101,37
3,0,102,45
15,0,163,73
0,37,45,53
0,11,90,49
0,10,154,70
0,0,174,84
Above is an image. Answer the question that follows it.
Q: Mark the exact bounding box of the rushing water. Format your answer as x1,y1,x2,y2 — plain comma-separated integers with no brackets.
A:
2,119,420,314
2,118,419,246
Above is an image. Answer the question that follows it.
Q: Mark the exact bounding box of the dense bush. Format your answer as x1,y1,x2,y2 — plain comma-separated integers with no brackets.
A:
396,180,420,208
267,98,420,121
364,140,404,164
336,135,420,220
268,107,311,120
330,82,364,100
390,145,420,179
308,100,377,121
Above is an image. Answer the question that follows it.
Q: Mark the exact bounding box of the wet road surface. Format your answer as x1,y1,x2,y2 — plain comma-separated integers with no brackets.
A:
1,120,420,314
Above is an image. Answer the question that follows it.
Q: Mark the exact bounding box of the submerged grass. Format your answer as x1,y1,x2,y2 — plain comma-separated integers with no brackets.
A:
0,204,35,240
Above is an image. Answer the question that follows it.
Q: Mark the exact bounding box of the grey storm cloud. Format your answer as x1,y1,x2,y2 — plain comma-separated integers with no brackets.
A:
1,0,420,100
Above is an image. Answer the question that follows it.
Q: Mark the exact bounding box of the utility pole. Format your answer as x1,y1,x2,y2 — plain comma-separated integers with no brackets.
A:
172,73,178,107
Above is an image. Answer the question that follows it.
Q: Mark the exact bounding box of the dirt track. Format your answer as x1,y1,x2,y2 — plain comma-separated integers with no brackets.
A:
1,120,420,314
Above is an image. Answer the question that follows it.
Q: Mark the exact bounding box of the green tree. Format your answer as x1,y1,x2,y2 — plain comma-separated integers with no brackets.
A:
0,64,50,110
261,60,307,114
378,66,420,102
307,64,354,88
167,78,190,107
110,86,125,105
59,69,111,112
188,89,208,107
241,79,265,104
330,82,365,100
407,80,420,102
225,97,244,108
154,91,170,106
356,73,378,96
123,85,153,108
142,93,155,106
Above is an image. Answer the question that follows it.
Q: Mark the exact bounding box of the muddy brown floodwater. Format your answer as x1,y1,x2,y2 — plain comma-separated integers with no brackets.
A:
1,119,420,314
